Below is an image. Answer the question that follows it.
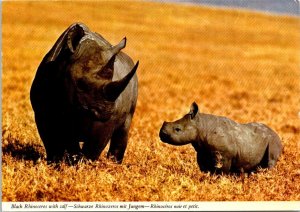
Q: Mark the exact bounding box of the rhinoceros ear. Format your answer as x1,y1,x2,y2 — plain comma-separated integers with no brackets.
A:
189,102,199,119
103,61,139,101
66,24,85,53
43,23,86,63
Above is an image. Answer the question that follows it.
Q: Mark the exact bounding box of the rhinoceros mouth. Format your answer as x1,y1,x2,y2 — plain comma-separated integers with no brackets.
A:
159,130,179,145
159,129,191,146
79,105,111,122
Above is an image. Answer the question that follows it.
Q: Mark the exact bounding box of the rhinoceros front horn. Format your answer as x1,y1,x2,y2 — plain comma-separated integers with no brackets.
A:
103,61,139,101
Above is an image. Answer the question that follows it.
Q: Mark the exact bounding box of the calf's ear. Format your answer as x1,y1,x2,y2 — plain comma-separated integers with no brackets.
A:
189,102,199,119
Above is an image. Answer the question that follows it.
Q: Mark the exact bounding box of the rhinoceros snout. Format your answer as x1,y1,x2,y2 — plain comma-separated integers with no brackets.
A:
159,122,171,142
159,130,170,143
161,121,167,128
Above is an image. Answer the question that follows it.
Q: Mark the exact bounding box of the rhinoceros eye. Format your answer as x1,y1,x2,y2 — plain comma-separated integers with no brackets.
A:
174,127,182,132
98,68,113,79
77,78,90,91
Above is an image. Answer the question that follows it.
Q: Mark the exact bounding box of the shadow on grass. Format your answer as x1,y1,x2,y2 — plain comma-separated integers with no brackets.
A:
2,139,45,162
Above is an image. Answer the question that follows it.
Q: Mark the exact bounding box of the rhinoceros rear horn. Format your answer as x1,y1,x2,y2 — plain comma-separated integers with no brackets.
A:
98,38,126,80
103,61,139,101
44,23,86,63
110,37,127,55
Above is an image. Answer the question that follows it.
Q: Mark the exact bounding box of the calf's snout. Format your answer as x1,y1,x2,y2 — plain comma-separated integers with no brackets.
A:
159,122,171,142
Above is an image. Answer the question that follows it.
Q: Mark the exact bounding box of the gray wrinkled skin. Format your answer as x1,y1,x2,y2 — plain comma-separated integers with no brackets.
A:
159,102,282,174
30,23,139,163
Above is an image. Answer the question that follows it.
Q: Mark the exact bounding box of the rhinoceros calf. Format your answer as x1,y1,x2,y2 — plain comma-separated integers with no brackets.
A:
159,102,282,173
30,23,139,163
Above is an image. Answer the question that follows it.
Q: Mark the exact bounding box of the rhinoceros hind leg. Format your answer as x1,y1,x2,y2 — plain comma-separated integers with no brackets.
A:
258,142,279,169
258,144,269,169
268,138,282,169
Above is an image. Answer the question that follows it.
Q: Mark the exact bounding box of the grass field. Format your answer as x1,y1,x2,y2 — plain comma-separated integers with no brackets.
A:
2,1,300,201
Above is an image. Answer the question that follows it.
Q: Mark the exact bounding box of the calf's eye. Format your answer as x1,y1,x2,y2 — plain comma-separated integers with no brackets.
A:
174,127,181,132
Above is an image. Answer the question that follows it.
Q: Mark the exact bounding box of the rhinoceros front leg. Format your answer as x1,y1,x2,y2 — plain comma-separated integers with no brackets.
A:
81,122,112,160
35,115,80,163
107,116,132,164
107,126,129,164
196,151,213,172
42,137,65,163
194,145,216,173
82,138,110,161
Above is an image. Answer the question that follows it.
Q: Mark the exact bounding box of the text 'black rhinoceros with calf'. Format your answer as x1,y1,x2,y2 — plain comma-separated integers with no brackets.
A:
30,23,139,163
159,102,282,174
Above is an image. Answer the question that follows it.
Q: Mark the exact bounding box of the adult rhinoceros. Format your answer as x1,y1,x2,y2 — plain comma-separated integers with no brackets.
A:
30,23,139,163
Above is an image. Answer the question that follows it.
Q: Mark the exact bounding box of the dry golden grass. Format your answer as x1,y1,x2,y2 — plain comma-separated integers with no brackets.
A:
2,1,300,201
